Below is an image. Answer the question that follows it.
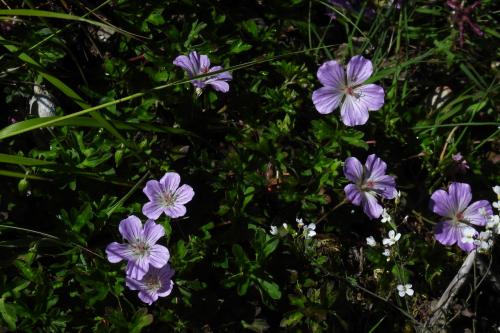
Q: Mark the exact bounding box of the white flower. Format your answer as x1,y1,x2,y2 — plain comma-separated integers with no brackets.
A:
461,227,477,244
366,236,377,247
493,201,500,211
382,230,401,246
380,209,391,223
296,218,304,228
474,231,493,253
270,226,278,235
282,223,288,230
487,215,500,234
304,223,316,239
382,248,391,257
493,185,500,198
394,190,402,204
397,284,414,297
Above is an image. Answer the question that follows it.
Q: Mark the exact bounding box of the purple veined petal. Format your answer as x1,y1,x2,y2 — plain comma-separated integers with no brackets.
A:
143,220,165,244
353,84,385,111
434,220,460,246
448,182,472,213
316,60,345,88
160,172,181,193
142,201,165,220
456,225,478,252
208,66,232,80
148,244,170,268
364,154,387,179
346,55,373,86
372,175,397,199
430,189,454,218
165,204,187,218
126,256,150,280
362,192,383,219
125,276,144,291
340,94,370,126
343,157,364,183
173,55,197,77
206,79,230,92
106,242,132,263
143,180,162,201
138,290,158,305
312,87,344,115
158,264,175,281
119,215,143,242
157,279,174,297
174,184,195,205
187,51,201,74
344,184,362,205
463,200,493,226
198,54,211,72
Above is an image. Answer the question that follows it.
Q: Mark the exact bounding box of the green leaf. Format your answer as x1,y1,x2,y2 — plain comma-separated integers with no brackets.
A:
280,311,304,327
0,298,16,330
0,153,55,166
256,278,281,300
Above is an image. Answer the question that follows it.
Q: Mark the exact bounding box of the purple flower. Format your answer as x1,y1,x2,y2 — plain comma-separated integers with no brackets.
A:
430,182,493,252
312,55,384,126
343,154,396,219
452,152,469,173
142,172,195,220
173,51,232,94
106,216,170,280
126,264,174,305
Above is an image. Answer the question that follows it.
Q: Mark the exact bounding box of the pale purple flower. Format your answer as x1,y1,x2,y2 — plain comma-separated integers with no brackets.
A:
173,51,232,94
452,152,469,173
126,264,174,305
142,172,194,220
343,154,396,219
430,182,493,252
312,55,384,126
106,216,170,280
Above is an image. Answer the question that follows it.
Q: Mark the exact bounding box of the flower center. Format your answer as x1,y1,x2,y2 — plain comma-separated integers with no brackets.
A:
144,274,161,292
131,240,150,258
201,66,209,74
162,192,176,207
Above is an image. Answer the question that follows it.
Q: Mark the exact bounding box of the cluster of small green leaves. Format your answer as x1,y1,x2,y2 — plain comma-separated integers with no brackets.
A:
0,0,498,331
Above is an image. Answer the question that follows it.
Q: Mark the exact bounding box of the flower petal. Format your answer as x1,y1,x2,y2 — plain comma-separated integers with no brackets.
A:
160,172,181,193
317,60,345,88
142,201,165,220
406,289,414,296
430,189,454,218
353,84,384,111
312,87,343,115
138,290,158,305
456,225,478,252
126,257,150,280
105,242,131,263
362,192,383,219
207,79,230,92
173,55,197,76
463,200,493,226
143,180,162,201
434,220,459,246
344,184,362,206
174,184,195,205
119,215,143,242
148,244,170,268
346,55,373,86
344,156,364,183
372,175,396,199
125,276,144,291
448,182,472,213
143,220,165,244
365,154,387,179
198,54,211,71
165,204,187,218
340,94,369,126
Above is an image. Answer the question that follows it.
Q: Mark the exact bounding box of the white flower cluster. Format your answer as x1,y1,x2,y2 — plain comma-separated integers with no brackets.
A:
269,218,317,239
397,283,414,298
470,186,500,254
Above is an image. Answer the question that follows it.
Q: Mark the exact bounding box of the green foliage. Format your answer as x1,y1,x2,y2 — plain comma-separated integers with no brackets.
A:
0,0,499,332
